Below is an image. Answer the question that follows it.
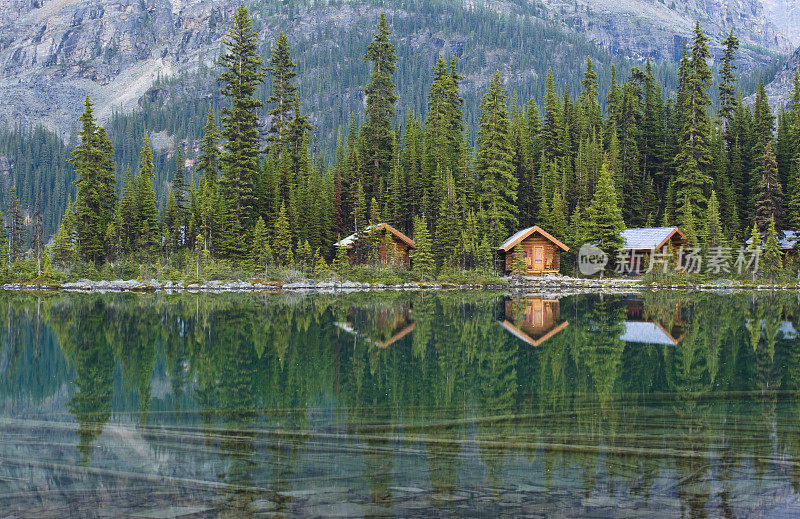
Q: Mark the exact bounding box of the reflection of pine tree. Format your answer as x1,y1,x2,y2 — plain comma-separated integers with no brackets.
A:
582,299,626,410
64,302,115,465
474,328,517,487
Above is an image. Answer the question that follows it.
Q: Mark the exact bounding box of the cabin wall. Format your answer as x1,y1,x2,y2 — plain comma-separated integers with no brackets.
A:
503,236,561,274
347,230,412,268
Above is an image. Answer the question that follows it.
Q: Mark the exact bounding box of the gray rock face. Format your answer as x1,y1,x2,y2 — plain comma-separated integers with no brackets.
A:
0,0,796,138
760,42,800,109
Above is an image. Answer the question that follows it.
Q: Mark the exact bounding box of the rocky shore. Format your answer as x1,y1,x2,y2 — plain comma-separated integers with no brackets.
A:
0,274,797,293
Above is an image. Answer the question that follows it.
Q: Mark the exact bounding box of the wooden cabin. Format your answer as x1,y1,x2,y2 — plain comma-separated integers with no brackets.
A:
335,223,416,268
620,227,687,273
497,226,569,275
500,297,569,346
747,230,799,265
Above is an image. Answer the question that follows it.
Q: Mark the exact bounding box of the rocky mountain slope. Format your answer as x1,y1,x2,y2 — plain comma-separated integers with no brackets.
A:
761,42,800,107
0,0,797,140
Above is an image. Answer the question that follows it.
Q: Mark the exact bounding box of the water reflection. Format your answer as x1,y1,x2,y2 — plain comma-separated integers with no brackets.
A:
0,291,799,516
501,297,569,346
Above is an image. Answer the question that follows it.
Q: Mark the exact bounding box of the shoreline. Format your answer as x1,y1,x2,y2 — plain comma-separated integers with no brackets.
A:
1,277,797,293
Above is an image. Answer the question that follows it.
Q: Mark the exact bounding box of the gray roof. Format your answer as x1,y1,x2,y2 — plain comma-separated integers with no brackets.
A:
499,226,536,251
620,321,677,345
621,227,680,251
334,226,375,247
746,230,799,250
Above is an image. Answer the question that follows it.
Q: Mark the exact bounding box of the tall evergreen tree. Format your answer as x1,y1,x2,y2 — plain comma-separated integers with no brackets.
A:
217,5,265,237
266,32,297,151
69,96,116,264
719,30,739,133
361,13,398,198
476,71,518,246
674,23,714,224
754,141,785,233
136,135,159,257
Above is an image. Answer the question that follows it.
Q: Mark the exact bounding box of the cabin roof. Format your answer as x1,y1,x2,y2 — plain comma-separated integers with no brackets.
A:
619,321,680,345
746,230,799,250
498,226,569,252
335,223,416,249
500,319,570,347
622,227,686,251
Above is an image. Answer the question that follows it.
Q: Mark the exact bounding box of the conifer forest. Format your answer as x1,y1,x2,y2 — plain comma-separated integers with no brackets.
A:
3,7,800,284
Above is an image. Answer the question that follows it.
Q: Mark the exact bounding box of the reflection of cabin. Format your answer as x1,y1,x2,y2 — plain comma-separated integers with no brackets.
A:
746,230,799,265
335,223,416,268
335,305,415,348
501,297,569,346
497,226,569,275
620,227,687,273
621,298,685,345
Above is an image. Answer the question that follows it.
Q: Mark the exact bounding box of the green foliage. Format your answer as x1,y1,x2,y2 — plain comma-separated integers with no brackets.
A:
273,203,293,267
218,5,265,231
70,97,117,264
411,216,434,280
587,164,625,259
761,216,783,282
477,71,518,246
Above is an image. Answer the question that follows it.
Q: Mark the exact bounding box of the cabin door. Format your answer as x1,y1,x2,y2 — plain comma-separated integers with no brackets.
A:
532,245,544,273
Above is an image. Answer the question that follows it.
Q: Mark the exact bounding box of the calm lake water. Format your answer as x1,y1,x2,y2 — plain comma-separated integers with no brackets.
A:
1,290,799,517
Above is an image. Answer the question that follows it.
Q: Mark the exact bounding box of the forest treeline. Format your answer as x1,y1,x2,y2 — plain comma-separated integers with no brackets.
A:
4,7,800,282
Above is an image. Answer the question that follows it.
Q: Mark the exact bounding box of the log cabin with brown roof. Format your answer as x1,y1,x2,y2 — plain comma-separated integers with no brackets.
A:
334,223,416,268
497,226,569,275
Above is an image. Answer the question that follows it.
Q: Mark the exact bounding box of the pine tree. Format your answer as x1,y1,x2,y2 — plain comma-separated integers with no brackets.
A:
587,164,626,259
251,216,272,275
32,194,43,276
6,187,25,264
334,242,350,274
136,135,159,257
761,215,783,282
52,198,77,269
313,248,331,278
411,216,434,280
674,23,713,222
69,96,116,264
434,172,461,270
197,107,220,185
217,5,264,234
679,195,698,246
719,30,739,133
266,32,297,151
578,56,602,137
273,203,293,267
477,71,518,246
361,13,398,198
701,190,725,247
754,141,785,234
171,144,187,249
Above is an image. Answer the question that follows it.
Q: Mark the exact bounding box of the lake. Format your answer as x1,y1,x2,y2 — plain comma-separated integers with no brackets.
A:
1,290,799,517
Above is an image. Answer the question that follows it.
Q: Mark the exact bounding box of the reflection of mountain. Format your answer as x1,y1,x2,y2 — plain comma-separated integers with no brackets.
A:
501,297,569,346
622,297,685,345
335,303,415,348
